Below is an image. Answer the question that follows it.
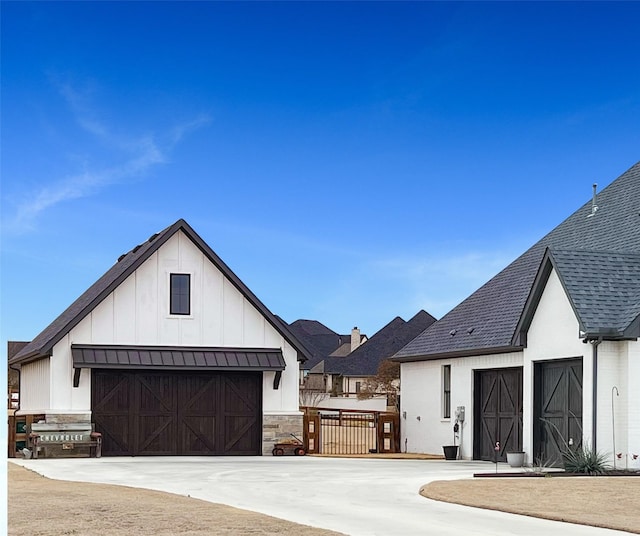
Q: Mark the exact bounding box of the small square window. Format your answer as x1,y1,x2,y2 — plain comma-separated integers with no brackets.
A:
170,273,190,315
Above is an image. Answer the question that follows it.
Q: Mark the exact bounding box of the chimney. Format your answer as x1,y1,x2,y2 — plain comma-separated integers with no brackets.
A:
351,327,361,353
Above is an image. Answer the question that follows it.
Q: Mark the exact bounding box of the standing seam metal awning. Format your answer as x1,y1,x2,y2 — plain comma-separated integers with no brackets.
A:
71,344,286,390
71,344,286,371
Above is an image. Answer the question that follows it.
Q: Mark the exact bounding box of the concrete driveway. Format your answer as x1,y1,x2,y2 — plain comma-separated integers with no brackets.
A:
10,456,626,536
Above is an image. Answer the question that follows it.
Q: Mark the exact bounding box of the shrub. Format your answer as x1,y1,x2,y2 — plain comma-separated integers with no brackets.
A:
562,445,610,475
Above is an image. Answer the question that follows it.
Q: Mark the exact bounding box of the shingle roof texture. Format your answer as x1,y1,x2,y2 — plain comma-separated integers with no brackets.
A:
326,310,436,375
396,161,640,359
288,319,353,370
551,250,640,335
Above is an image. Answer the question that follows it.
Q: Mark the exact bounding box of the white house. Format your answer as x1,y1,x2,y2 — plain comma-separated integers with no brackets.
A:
9,219,310,456
395,162,640,467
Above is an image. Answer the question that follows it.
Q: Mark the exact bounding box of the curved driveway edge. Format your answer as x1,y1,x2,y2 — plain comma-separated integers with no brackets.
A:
9,457,630,536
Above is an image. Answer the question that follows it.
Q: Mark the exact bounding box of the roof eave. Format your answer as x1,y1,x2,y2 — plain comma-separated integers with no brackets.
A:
11,219,312,364
393,345,523,363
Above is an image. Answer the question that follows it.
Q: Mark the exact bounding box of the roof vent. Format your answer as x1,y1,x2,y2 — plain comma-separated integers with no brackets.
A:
132,244,142,254
467,327,475,334
449,329,457,336
148,232,159,243
117,253,127,262
587,183,598,218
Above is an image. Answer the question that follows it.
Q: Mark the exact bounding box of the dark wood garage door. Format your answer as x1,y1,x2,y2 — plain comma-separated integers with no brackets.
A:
473,367,522,461
534,358,582,467
92,370,262,456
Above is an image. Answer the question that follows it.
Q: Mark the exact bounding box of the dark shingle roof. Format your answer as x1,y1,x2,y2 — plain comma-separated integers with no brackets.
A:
288,319,356,370
326,310,436,375
11,219,311,365
395,161,640,360
550,250,640,336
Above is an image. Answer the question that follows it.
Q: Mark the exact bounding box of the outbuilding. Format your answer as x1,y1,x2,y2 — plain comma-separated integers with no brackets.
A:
10,219,310,456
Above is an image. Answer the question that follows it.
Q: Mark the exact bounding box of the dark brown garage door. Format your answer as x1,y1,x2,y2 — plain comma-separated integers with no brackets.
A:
473,367,523,461
534,358,582,467
92,370,262,456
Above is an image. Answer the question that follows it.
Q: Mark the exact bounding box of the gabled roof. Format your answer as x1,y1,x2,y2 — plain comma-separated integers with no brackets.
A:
326,310,436,375
515,249,640,342
11,219,311,365
395,161,640,361
288,319,354,370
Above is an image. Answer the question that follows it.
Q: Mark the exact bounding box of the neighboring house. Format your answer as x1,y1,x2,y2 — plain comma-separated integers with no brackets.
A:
289,320,365,407
9,219,310,456
297,311,436,411
324,311,436,402
394,162,640,467
290,320,366,375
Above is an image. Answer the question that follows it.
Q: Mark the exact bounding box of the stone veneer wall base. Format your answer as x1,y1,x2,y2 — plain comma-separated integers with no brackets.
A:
262,414,303,456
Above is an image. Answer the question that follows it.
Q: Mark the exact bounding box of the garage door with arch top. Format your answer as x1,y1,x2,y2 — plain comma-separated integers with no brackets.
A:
92,370,262,456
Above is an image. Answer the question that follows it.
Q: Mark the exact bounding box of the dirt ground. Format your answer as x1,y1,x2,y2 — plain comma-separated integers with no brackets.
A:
7,464,344,536
421,476,640,534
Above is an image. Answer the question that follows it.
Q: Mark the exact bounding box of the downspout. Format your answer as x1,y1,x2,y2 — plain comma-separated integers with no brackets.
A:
591,337,602,451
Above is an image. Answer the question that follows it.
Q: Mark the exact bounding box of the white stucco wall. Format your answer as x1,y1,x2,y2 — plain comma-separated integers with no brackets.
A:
312,397,388,412
523,268,637,467
597,340,640,469
522,269,590,459
625,340,640,469
400,267,639,464
39,230,298,415
400,351,523,457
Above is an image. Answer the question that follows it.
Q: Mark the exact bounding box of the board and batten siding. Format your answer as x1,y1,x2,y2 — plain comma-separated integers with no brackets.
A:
400,351,523,457
20,358,50,412
46,230,298,415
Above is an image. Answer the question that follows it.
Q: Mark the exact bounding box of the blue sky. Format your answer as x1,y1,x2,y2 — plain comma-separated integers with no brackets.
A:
2,1,640,359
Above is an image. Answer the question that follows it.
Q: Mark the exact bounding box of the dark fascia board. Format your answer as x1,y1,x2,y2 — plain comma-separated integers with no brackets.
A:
11,219,311,365
511,248,587,347
10,221,183,365
392,345,523,363
178,221,310,362
512,249,639,345
512,249,553,347
623,313,640,339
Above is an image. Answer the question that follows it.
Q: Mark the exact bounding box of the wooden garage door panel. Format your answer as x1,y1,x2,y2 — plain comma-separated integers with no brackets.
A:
224,416,260,454
180,416,217,454
534,358,583,467
93,414,132,456
139,374,175,413
221,374,261,455
474,367,523,461
138,415,176,455
93,370,262,456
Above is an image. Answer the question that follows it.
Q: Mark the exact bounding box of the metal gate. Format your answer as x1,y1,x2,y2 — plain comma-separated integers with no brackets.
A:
302,408,399,454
